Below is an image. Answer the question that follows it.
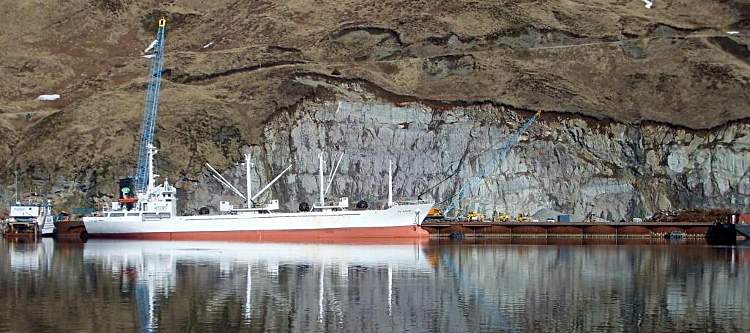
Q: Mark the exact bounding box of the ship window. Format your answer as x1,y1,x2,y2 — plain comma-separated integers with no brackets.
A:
158,213,171,218
110,213,125,217
127,213,140,217
143,213,159,219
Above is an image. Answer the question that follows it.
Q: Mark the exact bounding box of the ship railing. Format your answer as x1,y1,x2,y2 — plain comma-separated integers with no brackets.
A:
231,207,279,214
394,198,433,205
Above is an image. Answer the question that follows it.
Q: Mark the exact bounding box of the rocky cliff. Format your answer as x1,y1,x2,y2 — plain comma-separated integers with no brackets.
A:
184,80,750,220
1,1,749,219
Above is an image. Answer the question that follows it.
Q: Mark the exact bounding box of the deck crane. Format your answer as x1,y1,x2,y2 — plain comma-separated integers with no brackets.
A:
117,18,167,207
134,18,167,194
442,110,542,217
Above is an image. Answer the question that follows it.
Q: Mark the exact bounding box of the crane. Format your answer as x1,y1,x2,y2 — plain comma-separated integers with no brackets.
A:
442,110,542,216
134,18,167,193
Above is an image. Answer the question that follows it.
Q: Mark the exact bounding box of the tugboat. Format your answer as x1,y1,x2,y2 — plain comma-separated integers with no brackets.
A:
707,213,750,244
2,200,55,240
53,211,88,242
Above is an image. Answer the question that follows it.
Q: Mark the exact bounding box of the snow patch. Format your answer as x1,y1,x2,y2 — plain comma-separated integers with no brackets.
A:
36,94,60,101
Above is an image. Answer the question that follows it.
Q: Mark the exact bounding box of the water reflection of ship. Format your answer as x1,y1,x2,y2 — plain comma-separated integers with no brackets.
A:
82,240,432,331
5,238,55,272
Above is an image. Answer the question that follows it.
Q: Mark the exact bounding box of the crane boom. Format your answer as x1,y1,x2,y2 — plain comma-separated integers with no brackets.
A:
444,110,541,215
134,18,167,193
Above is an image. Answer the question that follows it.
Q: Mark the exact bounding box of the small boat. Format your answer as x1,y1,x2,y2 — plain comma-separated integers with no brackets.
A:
53,212,88,242
2,201,55,239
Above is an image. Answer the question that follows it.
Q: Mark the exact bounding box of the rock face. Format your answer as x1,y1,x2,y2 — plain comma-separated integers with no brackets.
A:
179,78,750,220
1,1,749,219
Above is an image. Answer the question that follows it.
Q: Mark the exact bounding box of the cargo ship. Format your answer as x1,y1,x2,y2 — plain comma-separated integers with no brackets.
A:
81,18,433,240
83,147,433,240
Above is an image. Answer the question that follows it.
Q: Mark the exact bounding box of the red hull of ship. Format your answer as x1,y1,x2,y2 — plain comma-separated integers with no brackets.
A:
89,225,430,243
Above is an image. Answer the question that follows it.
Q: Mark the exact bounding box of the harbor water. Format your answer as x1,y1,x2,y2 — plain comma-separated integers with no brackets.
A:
0,238,748,332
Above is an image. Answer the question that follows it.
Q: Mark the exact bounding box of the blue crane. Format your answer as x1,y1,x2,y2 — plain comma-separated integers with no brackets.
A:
134,18,167,193
443,110,541,215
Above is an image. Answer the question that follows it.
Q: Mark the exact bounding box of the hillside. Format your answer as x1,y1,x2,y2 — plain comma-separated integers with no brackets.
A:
1,1,749,217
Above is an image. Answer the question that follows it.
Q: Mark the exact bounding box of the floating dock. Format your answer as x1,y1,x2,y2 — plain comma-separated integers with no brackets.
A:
421,221,715,238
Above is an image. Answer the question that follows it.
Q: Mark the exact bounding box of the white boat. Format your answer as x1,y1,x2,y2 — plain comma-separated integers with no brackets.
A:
83,147,433,240
2,201,55,237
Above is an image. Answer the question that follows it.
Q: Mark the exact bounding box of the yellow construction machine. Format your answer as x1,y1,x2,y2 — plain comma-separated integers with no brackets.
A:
493,212,511,223
426,207,445,219
466,211,485,222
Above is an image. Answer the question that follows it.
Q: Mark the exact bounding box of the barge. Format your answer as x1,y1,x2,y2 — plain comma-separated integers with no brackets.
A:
422,220,715,238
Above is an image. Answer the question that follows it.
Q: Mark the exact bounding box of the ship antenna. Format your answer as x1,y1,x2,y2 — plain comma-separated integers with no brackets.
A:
388,160,393,208
245,153,253,208
14,168,19,203
319,152,325,206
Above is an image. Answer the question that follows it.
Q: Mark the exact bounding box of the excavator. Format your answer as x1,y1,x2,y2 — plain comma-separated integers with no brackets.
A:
516,213,531,223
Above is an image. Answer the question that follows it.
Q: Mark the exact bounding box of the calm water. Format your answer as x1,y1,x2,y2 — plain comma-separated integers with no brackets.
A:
0,238,748,332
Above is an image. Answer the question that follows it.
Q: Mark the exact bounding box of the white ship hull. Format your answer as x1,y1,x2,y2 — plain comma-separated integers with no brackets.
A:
83,203,433,241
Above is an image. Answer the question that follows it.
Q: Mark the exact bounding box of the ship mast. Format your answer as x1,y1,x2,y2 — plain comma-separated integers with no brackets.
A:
14,169,19,203
245,153,253,207
388,160,393,208
319,152,325,206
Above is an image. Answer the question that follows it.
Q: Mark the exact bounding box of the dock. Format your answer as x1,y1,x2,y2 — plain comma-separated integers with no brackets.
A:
421,220,714,238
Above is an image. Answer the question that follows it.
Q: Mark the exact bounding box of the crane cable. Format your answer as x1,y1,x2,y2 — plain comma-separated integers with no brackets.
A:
417,110,541,201
433,110,541,215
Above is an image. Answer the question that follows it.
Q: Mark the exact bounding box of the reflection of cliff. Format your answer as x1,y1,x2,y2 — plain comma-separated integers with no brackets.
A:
435,243,750,332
